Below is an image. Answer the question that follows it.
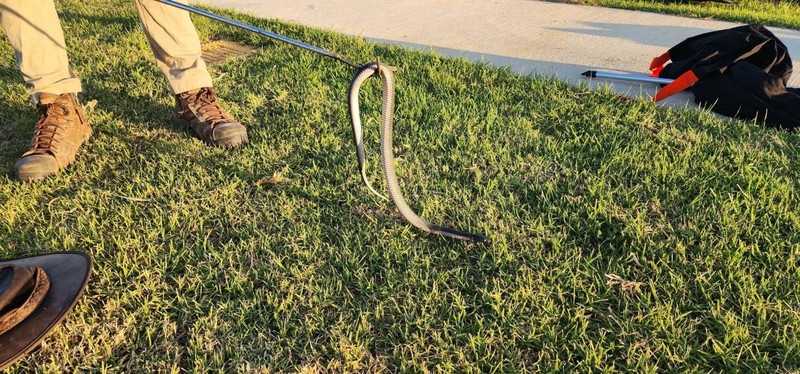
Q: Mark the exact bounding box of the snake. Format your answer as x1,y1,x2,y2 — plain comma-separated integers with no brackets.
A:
348,61,490,243
151,1,487,243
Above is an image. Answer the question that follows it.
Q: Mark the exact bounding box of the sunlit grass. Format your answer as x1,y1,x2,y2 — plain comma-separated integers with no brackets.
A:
581,0,800,30
0,0,798,371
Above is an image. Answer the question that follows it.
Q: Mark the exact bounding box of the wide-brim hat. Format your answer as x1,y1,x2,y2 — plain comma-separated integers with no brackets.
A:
0,251,92,370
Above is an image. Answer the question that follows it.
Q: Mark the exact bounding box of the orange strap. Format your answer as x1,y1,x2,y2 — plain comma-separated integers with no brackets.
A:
650,51,671,72
653,70,699,102
650,64,665,78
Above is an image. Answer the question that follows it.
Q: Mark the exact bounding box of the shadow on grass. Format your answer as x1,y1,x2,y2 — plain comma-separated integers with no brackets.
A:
0,70,36,176
59,10,140,31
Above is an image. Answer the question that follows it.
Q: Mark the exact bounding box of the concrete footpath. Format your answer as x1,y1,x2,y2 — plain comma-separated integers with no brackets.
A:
197,0,800,108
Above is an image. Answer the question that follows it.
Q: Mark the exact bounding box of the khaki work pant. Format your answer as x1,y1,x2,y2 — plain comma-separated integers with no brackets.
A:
0,0,212,102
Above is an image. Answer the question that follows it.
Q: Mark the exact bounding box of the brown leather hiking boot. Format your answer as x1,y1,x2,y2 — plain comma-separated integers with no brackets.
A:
15,93,92,182
173,87,248,148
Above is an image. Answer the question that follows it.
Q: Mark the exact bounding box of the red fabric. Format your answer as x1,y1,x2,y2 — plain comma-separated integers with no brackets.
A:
650,51,671,72
650,64,665,78
654,70,699,102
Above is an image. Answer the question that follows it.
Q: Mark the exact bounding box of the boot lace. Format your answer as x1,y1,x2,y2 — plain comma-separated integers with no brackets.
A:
185,87,232,127
28,102,72,155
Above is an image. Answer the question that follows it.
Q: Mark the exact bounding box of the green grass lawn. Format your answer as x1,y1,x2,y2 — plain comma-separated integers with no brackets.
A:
580,0,800,31
1,0,799,372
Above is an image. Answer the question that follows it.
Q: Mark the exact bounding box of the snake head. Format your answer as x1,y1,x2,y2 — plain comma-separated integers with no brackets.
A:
374,58,398,76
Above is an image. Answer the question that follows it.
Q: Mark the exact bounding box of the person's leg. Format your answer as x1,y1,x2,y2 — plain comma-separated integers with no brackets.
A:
0,0,82,101
0,0,91,181
133,0,211,95
134,0,247,148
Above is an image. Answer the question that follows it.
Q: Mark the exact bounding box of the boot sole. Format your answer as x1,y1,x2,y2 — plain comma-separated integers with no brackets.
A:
173,117,249,148
16,128,92,182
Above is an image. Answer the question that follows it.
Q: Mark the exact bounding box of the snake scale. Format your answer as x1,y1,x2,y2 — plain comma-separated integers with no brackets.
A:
348,62,490,244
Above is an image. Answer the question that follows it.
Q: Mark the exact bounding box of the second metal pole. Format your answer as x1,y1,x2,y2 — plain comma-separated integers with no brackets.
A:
582,70,675,85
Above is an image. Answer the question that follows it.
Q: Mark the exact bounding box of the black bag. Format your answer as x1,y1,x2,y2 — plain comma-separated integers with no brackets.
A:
651,24,800,130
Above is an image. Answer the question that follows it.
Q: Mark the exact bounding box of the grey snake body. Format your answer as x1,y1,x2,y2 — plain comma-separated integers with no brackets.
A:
150,1,488,243
348,62,490,243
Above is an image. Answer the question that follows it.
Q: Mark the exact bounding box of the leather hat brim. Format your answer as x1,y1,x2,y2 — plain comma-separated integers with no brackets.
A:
0,251,92,370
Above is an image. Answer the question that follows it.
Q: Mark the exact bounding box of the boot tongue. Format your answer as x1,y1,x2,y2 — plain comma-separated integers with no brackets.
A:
38,93,61,105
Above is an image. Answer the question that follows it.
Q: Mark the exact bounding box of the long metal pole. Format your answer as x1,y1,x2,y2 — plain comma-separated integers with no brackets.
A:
582,70,675,85
157,0,360,68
